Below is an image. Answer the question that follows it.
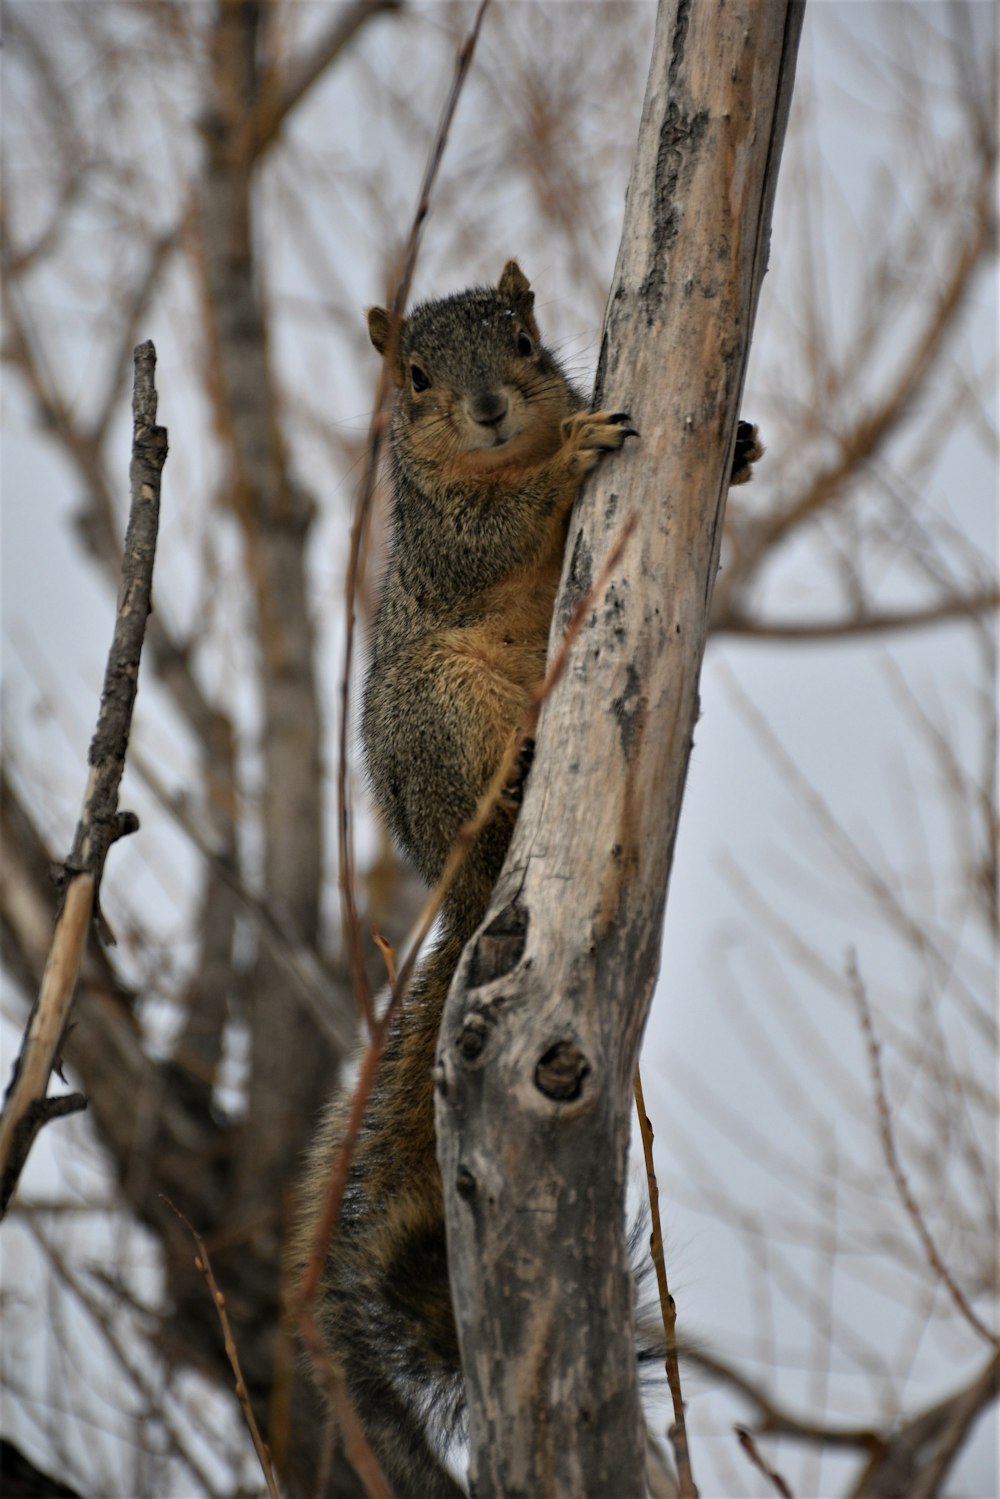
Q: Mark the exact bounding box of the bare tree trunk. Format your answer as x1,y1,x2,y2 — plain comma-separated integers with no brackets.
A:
196,0,333,1229
436,3,805,1495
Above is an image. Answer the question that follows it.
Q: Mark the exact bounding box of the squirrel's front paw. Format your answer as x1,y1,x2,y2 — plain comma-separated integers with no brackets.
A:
559,410,639,476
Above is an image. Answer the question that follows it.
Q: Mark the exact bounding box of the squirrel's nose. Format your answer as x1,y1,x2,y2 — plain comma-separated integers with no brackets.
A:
467,389,509,428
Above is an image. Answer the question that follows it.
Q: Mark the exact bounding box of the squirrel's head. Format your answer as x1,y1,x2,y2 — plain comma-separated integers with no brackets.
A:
367,261,575,477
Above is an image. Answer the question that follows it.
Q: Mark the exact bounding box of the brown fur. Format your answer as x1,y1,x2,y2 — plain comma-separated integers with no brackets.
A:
294,261,759,1495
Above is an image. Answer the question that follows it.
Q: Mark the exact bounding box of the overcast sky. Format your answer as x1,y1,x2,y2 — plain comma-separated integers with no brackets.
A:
2,4,996,1495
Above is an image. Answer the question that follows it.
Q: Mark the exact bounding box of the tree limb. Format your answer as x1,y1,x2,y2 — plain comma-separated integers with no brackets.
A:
713,590,1000,640
196,0,335,1226
0,342,166,1217
850,1351,999,1499
252,0,402,160
436,3,805,1494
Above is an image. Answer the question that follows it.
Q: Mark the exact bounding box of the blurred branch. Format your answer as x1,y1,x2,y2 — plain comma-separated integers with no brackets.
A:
682,1346,882,1454
715,85,996,619
165,713,239,1110
1,278,226,752
714,590,999,640
0,343,166,1217
849,1350,1000,1499
719,664,987,1027
26,1220,228,1499
0,4,90,275
253,0,402,159
1,1438,84,1499
91,223,184,449
131,746,356,1053
848,952,997,1347
196,0,334,1224
164,1197,281,1499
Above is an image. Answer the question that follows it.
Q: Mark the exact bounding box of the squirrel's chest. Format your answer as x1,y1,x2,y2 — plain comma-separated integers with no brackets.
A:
430,554,561,699
480,550,562,659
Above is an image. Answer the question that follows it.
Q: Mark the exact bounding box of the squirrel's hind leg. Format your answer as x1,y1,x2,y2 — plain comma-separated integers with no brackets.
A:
331,1300,467,1498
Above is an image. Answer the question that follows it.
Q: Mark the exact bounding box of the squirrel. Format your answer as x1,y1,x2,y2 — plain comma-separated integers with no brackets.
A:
294,260,762,1497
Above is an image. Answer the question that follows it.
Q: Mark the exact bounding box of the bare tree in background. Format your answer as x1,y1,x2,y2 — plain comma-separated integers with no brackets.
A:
1,3,995,1496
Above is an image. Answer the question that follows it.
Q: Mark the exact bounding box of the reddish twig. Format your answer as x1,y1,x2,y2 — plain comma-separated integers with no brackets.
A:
336,0,491,1033
634,1067,697,1498
162,1196,282,1499
735,1426,795,1498
371,928,397,988
392,510,639,1004
299,506,636,1491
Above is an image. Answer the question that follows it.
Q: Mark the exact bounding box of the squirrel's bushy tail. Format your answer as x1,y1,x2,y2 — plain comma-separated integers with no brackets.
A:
295,917,472,1497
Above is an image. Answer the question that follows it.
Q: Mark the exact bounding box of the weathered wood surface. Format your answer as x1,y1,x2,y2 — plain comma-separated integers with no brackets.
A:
436,2,805,1494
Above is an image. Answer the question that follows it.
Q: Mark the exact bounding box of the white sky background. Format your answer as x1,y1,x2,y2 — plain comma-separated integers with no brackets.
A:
1,2,996,1495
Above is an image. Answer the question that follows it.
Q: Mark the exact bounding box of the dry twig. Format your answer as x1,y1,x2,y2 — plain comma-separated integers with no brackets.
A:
634,1066,697,1498
297,13,495,1486
0,341,166,1217
847,951,998,1347
735,1426,795,1499
336,0,491,1034
162,1197,282,1499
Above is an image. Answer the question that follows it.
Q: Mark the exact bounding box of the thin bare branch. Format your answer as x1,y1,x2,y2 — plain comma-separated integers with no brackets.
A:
163,1197,282,1499
735,1427,795,1499
848,951,997,1347
0,343,166,1216
850,1350,1000,1499
253,0,402,160
336,0,491,1030
635,1067,696,1499
714,590,999,640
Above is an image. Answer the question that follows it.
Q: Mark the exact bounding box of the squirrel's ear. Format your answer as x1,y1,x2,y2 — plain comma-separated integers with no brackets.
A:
498,260,540,341
367,306,396,354
498,259,532,305
367,306,407,386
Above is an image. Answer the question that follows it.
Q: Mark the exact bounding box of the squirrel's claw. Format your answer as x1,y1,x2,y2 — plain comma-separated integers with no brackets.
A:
609,411,640,439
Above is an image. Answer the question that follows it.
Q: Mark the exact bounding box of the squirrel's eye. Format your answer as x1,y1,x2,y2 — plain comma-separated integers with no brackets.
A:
410,364,430,392
516,331,534,357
